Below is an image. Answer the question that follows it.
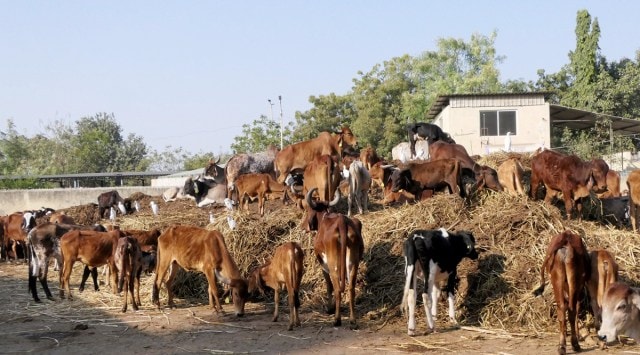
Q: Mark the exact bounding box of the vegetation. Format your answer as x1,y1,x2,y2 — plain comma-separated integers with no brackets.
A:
2,9,640,188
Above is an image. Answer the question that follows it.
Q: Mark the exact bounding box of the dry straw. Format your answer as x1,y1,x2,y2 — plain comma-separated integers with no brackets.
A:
58,169,640,333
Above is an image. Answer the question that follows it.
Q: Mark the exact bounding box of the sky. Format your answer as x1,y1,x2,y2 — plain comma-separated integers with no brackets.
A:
1,1,639,156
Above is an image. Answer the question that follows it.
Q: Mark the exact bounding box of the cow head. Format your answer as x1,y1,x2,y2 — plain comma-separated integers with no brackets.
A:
247,266,268,295
303,188,340,232
474,166,503,192
336,126,357,150
203,156,226,184
598,282,640,344
458,231,479,260
22,212,36,232
591,158,610,193
228,278,248,317
390,168,411,193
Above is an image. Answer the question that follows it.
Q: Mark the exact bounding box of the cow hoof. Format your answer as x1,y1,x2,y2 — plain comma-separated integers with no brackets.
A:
78,287,85,293
333,319,341,327
349,322,358,330
121,307,127,313
34,298,42,303
408,329,416,337
287,324,294,331
571,340,581,352
47,296,55,301
272,317,278,322
325,305,336,315
557,345,566,355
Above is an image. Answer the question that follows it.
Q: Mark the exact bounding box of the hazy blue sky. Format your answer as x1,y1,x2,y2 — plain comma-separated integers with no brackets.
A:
1,1,639,155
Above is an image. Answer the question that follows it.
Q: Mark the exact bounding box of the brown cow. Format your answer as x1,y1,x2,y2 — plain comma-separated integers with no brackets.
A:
274,127,357,184
1,212,36,261
530,149,609,219
304,188,364,329
597,170,621,199
429,141,503,192
586,249,619,330
533,231,590,355
389,159,464,198
114,235,143,313
234,173,283,216
598,282,640,344
498,157,525,196
49,211,75,225
359,146,381,170
303,154,341,202
59,229,124,299
152,225,248,317
248,242,305,330
627,169,640,232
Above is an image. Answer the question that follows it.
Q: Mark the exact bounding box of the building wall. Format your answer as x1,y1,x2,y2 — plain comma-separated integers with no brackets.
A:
0,186,167,215
434,95,551,156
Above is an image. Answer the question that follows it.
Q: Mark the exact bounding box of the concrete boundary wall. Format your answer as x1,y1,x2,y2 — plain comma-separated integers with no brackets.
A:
0,186,167,215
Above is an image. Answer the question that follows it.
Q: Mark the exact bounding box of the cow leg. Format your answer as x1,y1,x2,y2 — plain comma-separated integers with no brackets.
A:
405,264,418,336
122,272,129,313
40,259,55,301
91,267,99,291
551,266,567,355
272,286,280,323
165,263,179,308
446,273,458,327
203,267,223,312
128,270,138,311
331,270,342,327
135,269,142,308
347,192,353,218
61,260,74,300
347,259,359,330
152,256,171,308
109,262,118,295
321,270,335,314
631,200,638,232
424,268,437,332
79,266,90,292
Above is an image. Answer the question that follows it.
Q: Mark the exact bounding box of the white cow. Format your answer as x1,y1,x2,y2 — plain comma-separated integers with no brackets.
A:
392,141,429,163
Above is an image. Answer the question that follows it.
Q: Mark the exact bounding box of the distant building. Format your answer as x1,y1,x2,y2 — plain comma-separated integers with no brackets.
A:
427,92,640,157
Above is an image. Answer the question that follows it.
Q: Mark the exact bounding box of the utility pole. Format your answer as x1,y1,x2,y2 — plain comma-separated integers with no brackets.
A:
268,98,274,123
278,95,283,150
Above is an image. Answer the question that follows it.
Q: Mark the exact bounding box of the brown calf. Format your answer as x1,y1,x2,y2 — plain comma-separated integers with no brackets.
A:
1,212,36,260
533,231,590,355
122,228,161,253
303,154,341,202
248,242,305,330
497,157,525,196
587,249,619,330
304,188,364,329
597,170,621,198
59,229,124,299
627,169,640,232
114,235,143,313
152,225,248,316
49,211,75,225
234,173,282,216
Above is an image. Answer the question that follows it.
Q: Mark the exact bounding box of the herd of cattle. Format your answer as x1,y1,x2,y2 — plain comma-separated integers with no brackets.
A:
2,123,640,351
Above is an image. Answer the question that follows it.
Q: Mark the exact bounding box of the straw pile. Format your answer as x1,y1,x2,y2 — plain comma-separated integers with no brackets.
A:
56,173,640,333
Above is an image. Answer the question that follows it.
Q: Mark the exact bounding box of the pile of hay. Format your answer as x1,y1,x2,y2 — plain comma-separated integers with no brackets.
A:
58,185,640,333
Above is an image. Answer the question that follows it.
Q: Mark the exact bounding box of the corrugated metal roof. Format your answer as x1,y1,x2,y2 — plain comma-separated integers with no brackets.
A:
426,92,552,119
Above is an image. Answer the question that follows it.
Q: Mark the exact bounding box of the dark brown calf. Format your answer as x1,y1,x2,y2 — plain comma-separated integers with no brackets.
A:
234,173,282,216
114,235,143,313
248,242,305,330
533,231,590,355
390,159,464,198
123,228,161,253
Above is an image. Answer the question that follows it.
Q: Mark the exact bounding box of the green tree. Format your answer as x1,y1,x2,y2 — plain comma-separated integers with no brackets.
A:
0,119,30,175
70,113,148,173
562,10,601,110
293,93,356,142
183,152,216,171
231,115,293,153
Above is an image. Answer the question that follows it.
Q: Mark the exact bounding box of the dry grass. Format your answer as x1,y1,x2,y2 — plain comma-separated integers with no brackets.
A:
55,172,640,334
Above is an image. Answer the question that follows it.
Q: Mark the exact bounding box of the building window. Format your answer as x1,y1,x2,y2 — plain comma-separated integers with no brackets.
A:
480,110,516,136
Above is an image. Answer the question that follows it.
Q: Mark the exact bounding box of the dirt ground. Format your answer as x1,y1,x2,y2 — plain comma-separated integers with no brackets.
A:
1,262,634,355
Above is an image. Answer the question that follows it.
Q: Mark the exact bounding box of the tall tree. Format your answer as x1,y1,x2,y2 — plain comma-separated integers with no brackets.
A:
292,93,356,142
562,10,601,110
0,119,30,175
231,115,293,153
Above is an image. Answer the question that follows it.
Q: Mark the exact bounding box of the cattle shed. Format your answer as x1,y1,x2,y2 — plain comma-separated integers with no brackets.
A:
427,92,640,157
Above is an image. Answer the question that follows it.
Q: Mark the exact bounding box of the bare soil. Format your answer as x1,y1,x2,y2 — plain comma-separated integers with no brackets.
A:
0,262,632,355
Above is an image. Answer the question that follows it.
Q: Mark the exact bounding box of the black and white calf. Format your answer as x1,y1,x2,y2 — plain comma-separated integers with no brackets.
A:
401,228,478,336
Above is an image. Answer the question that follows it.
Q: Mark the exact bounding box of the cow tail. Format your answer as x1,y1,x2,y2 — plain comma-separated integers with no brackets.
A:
290,246,301,309
118,244,129,293
533,251,554,296
338,217,348,293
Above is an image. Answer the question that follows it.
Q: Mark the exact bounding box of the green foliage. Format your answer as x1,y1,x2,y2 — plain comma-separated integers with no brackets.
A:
293,93,356,142
231,115,294,153
183,153,216,171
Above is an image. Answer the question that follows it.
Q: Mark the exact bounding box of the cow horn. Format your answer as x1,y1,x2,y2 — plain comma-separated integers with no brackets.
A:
214,156,220,164
306,188,318,210
329,189,341,207
380,164,395,169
